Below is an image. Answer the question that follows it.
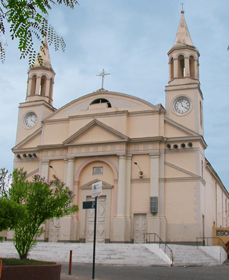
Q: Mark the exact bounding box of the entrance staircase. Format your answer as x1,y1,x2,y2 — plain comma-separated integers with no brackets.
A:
0,241,223,266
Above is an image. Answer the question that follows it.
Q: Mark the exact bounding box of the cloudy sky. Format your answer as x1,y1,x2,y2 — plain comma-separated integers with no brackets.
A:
1,0,229,190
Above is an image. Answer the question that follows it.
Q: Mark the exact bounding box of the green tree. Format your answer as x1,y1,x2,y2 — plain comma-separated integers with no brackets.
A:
0,168,23,234
0,0,79,65
0,167,12,194
0,199,25,232
9,168,78,259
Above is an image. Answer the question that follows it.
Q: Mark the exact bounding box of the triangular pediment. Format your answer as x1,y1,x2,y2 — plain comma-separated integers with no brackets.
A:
63,119,129,145
165,117,199,138
13,128,42,151
165,161,199,178
81,179,113,190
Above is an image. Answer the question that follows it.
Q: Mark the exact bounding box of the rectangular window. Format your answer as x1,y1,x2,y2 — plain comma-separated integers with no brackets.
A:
93,167,103,175
150,197,158,214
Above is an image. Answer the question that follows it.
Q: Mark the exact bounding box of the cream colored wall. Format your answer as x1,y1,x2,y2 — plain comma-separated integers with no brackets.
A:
48,159,65,182
42,122,69,144
131,182,150,213
128,114,160,138
96,115,128,136
131,155,150,179
74,126,121,143
165,148,199,175
164,181,199,241
13,160,39,175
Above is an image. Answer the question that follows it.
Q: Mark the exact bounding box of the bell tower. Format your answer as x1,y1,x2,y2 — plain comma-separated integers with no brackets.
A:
15,38,56,145
165,10,203,136
26,37,55,105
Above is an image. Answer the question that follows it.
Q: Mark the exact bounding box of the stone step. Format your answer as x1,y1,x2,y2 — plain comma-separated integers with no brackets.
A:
169,244,221,266
0,242,169,266
0,242,222,266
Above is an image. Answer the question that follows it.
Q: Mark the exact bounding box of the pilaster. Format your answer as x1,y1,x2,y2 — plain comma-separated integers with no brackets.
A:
150,152,160,197
41,161,49,179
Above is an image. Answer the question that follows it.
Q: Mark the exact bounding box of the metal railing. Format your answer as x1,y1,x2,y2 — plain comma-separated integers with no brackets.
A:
143,233,173,264
196,237,229,253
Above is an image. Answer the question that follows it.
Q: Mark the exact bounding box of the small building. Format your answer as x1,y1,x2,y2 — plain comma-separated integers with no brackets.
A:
11,11,229,243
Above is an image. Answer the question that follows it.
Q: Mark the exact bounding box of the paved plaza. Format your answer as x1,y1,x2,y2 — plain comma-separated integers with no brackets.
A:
60,262,229,280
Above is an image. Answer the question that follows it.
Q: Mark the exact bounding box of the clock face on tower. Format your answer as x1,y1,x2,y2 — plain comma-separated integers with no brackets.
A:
24,112,37,128
173,97,191,115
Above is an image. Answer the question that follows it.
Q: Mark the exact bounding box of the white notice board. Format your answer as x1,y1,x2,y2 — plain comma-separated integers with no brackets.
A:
92,181,102,198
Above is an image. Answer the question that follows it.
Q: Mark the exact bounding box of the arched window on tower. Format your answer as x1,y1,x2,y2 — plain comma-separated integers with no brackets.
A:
189,56,195,78
178,55,185,77
170,57,174,80
31,75,37,95
40,75,47,96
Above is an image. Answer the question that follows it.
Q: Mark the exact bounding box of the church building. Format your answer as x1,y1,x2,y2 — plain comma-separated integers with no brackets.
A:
11,11,229,244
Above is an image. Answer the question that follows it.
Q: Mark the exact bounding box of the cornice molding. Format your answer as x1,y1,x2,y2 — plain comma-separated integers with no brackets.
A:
26,168,39,178
19,100,56,111
131,178,150,183
160,177,205,184
165,161,200,178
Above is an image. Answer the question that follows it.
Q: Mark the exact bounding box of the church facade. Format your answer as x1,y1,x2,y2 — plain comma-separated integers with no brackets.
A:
11,11,229,244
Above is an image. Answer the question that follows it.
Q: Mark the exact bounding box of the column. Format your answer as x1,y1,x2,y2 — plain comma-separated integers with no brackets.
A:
26,78,32,97
40,161,50,241
35,76,41,95
65,158,78,241
112,155,126,242
194,59,199,79
185,57,190,77
117,155,126,217
174,58,178,78
125,155,132,241
159,150,166,240
66,158,75,192
45,78,51,98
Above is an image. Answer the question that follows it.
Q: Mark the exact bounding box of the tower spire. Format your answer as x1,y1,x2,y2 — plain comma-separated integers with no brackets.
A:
167,11,200,83
173,10,194,48
33,37,53,70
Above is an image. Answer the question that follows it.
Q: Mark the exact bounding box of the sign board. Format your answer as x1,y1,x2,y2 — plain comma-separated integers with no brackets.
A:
92,181,102,198
83,201,96,209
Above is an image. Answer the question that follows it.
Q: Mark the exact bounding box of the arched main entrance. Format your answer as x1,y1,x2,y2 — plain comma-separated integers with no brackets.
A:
75,157,118,243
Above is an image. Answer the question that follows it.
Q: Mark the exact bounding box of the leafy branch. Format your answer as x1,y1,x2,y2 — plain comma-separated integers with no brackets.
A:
0,0,78,65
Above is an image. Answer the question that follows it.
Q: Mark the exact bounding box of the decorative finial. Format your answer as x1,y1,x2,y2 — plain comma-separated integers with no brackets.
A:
181,2,184,13
96,69,110,89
